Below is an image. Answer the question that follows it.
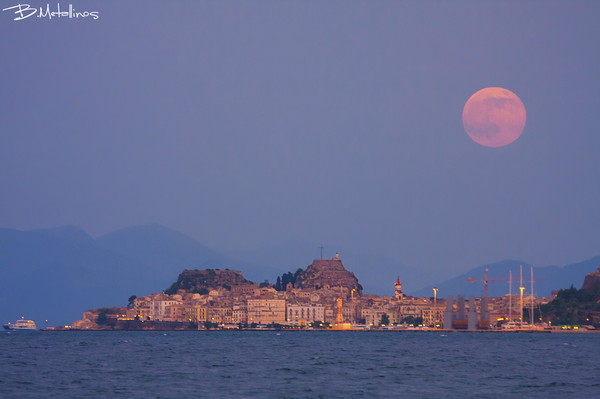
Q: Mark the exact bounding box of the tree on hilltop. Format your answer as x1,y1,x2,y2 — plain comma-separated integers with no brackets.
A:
127,295,137,307
276,268,304,291
164,282,178,295
97,308,109,325
533,286,600,327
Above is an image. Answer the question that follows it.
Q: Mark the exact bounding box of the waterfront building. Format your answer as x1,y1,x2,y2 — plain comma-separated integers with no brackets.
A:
361,308,388,326
287,303,324,326
208,307,233,324
324,305,336,324
139,306,151,321
185,304,207,323
247,298,286,324
232,302,248,324
384,309,402,325
342,305,357,323
422,305,445,326
164,303,187,322
150,299,183,321
133,297,151,319
398,304,422,320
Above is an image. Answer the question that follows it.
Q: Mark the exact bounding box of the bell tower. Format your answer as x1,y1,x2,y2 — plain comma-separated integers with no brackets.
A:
395,277,403,300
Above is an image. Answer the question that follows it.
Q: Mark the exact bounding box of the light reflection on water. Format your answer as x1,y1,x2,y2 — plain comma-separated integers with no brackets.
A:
1,331,599,398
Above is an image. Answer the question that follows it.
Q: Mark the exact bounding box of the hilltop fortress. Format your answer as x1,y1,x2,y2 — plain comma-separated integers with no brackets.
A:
165,268,252,295
582,267,600,296
296,253,362,293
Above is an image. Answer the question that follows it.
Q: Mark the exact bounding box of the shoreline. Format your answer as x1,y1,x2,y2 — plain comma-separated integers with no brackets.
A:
38,328,600,334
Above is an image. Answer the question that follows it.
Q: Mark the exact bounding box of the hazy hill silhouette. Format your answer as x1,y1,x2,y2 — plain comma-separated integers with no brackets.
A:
0,224,258,327
95,224,265,284
0,226,142,327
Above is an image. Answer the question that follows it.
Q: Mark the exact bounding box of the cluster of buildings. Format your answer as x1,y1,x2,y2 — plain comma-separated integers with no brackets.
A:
74,279,444,329
128,277,449,327
71,255,552,330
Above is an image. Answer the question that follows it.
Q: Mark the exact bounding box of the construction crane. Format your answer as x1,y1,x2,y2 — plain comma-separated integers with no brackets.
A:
467,269,506,327
467,269,508,299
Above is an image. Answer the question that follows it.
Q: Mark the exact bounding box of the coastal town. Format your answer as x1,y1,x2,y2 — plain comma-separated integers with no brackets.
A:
67,254,600,332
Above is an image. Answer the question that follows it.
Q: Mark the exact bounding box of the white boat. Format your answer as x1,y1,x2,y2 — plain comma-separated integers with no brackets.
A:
3,317,36,331
502,321,539,330
502,322,519,330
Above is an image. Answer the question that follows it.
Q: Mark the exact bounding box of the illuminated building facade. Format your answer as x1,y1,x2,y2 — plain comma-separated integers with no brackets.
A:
286,303,324,325
248,298,286,324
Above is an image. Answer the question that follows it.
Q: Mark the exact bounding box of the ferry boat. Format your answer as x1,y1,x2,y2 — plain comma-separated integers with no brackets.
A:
3,317,36,331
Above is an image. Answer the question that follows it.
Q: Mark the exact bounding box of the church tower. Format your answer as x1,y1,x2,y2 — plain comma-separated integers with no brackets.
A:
395,277,403,300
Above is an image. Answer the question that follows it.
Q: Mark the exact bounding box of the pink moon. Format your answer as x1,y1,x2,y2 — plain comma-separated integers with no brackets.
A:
462,87,526,147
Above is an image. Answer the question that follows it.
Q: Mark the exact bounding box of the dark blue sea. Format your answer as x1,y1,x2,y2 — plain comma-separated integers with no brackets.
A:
1,331,599,398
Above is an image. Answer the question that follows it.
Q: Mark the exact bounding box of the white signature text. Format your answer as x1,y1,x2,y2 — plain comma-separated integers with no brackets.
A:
3,3,99,20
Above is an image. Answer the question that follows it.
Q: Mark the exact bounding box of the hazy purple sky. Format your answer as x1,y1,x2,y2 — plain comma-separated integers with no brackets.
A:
1,1,599,278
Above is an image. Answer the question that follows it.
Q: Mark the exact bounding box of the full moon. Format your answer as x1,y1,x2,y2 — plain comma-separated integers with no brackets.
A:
462,87,526,147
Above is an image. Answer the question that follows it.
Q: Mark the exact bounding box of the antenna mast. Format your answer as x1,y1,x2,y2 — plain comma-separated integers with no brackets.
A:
509,270,512,323
531,267,534,326
520,265,524,330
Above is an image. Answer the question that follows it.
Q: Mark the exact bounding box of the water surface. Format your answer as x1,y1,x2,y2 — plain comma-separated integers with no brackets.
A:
1,331,598,398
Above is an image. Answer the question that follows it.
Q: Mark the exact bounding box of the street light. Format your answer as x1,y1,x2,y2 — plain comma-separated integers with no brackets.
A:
519,286,525,329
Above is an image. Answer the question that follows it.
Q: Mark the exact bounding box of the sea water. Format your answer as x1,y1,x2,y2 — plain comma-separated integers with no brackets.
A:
1,331,599,398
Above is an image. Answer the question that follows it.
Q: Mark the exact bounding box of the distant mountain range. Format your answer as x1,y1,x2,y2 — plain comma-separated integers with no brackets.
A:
0,224,597,327
226,242,599,299
0,224,259,327
408,257,600,299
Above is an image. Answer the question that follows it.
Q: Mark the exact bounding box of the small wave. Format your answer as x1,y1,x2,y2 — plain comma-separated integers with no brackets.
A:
546,382,572,387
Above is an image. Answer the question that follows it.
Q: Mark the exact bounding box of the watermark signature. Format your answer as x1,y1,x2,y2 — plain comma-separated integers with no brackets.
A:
3,3,99,20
